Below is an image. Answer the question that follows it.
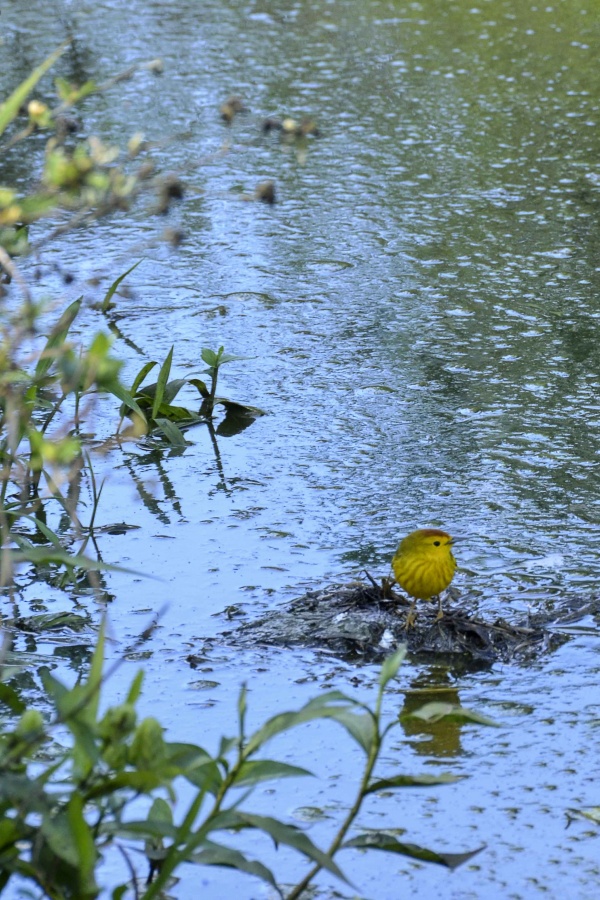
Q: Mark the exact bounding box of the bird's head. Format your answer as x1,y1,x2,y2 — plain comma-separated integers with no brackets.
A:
401,528,456,557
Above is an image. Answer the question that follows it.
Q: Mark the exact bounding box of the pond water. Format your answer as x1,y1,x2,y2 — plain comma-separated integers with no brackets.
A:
2,1,600,897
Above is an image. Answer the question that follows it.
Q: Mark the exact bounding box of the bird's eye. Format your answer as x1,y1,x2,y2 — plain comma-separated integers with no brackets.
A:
433,540,441,546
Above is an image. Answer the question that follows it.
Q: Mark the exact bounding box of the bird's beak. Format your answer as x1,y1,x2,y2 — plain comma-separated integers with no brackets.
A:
450,536,467,544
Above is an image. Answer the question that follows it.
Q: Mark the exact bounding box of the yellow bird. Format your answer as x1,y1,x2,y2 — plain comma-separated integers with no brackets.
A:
391,528,459,625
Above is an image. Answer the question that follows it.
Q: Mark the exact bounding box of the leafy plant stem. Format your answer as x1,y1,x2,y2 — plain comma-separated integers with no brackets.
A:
285,694,385,900
143,699,251,898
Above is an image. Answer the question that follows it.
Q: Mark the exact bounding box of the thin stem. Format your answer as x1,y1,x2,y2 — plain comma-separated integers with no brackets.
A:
287,687,387,900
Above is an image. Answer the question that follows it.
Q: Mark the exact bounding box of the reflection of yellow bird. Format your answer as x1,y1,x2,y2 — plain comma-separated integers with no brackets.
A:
391,528,458,625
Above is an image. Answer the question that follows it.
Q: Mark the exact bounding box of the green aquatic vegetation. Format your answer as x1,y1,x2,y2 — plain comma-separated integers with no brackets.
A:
121,343,264,447
0,293,127,589
0,640,489,898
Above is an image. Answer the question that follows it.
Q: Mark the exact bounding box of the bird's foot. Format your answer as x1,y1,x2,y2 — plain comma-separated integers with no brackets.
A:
404,604,418,630
435,595,444,622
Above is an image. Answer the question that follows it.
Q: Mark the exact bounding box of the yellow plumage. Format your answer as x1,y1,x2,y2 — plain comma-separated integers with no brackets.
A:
391,528,458,622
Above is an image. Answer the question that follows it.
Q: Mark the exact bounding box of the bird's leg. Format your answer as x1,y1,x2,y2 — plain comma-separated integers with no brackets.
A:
435,594,444,621
404,597,418,630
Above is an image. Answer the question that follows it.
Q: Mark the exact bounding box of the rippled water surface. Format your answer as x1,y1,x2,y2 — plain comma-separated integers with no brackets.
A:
2,1,600,897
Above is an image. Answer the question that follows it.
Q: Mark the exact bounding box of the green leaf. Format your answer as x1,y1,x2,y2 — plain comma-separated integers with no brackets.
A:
27,515,63,549
83,617,105,721
138,378,187,407
34,298,82,380
154,417,188,447
378,645,407,690
66,794,97,884
152,346,174,420
0,43,67,136
0,773,51,812
234,760,313,788
200,347,219,367
189,378,210,399
41,810,80,868
343,832,484,869
244,691,360,755
214,352,246,367
130,361,158,395
214,811,350,885
84,771,171,800
146,797,172,862
218,400,265,418
365,773,466,795
111,380,148,421
170,745,223,795
238,683,247,732
126,670,144,705
101,260,142,313
8,546,142,576
400,702,499,728
191,840,281,896
148,797,173,827
0,683,26,714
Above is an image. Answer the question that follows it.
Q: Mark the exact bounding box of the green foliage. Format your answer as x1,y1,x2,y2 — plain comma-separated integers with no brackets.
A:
0,46,176,257
0,641,491,897
0,291,128,585
0,50,495,900
121,343,264,446
0,44,68,137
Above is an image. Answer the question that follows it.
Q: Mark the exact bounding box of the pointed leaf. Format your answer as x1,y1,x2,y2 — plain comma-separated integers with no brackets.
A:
366,773,466,795
214,352,247,366
35,298,82,379
215,811,350,885
191,840,281,895
101,260,142,313
85,771,173,801
0,682,26,714
66,794,97,882
8,546,142,576
342,832,485,869
400,702,499,728
378,645,406,690
149,797,173,826
28,516,64,549
245,691,361,755
126,670,144,705
110,380,148,421
201,348,218,367
234,760,313,788
130,361,158,395
99,818,178,841
84,618,105,721
152,347,174,420
154,417,188,447
0,43,67,136
189,378,210,399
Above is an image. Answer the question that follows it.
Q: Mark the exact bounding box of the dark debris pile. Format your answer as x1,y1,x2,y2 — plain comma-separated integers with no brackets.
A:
223,580,599,667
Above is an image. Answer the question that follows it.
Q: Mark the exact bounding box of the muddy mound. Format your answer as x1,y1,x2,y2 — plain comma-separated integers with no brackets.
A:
223,580,599,666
